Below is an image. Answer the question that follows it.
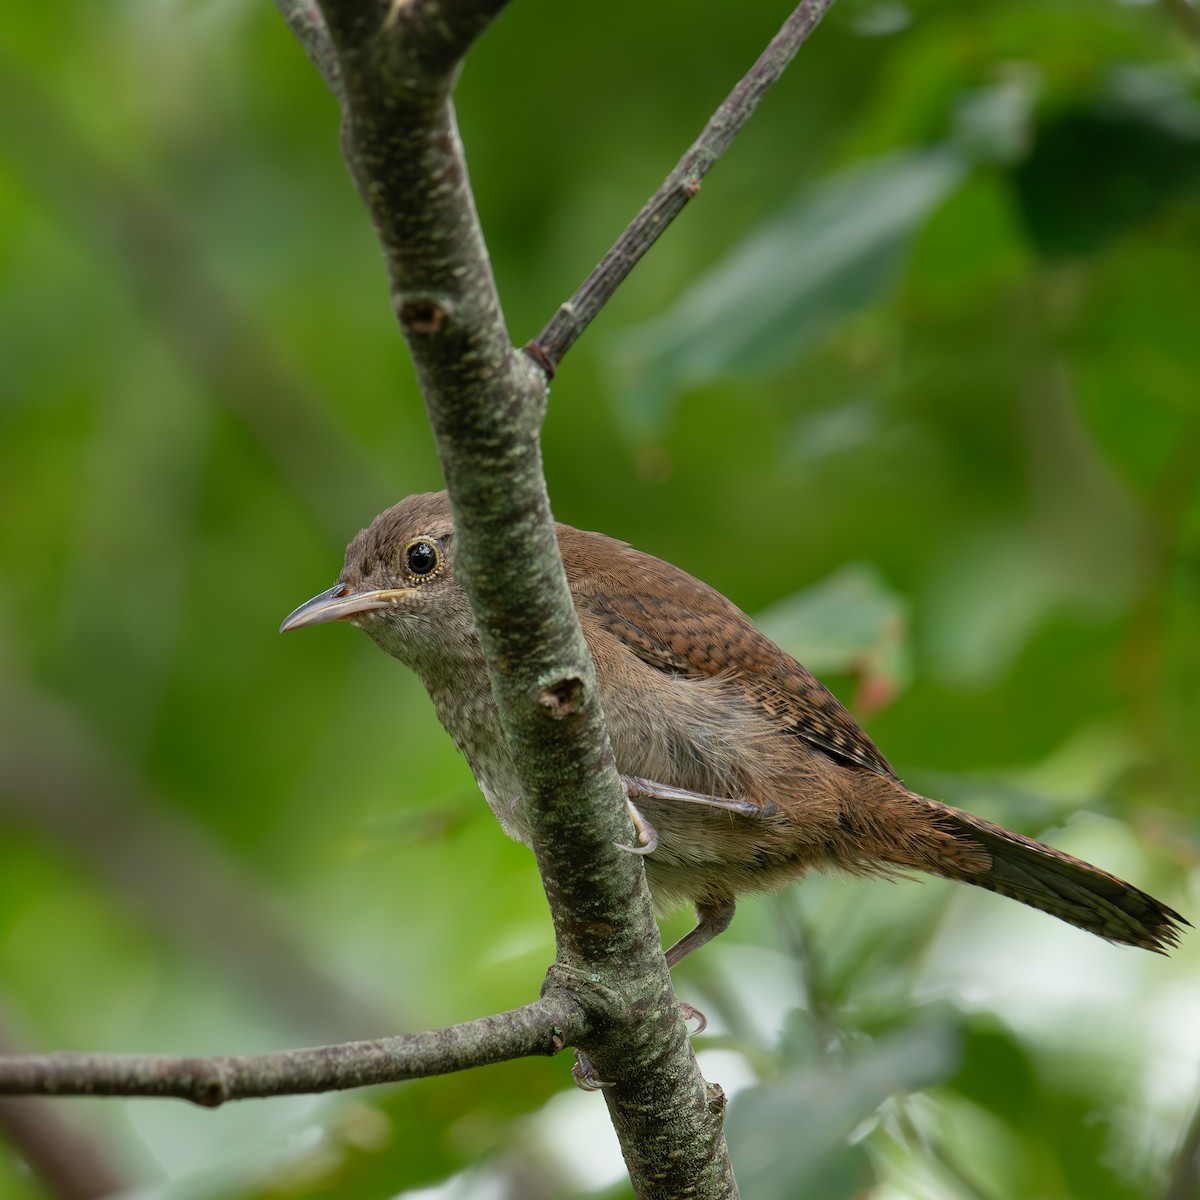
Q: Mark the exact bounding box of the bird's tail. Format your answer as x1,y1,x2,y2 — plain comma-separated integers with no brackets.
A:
867,789,1185,952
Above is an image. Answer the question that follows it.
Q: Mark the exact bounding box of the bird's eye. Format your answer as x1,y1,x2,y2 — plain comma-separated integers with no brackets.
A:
404,538,442,579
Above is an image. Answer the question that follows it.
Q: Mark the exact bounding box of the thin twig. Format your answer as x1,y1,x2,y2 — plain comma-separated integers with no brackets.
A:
272,0,344,102
0,994,585,1108
528,0,836,375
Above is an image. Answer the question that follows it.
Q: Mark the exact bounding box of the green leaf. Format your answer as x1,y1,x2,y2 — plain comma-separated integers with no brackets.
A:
756,563,911,709
725,1015,960,1200
1012,69,1200,258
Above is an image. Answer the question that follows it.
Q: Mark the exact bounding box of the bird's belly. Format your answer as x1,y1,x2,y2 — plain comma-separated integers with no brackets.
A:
431,666,849,904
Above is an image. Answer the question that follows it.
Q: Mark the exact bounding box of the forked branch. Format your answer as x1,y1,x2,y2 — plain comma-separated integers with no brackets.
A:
1,4,835,1196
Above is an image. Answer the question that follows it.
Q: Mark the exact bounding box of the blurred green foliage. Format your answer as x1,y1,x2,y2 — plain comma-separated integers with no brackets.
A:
1,0,1198,1197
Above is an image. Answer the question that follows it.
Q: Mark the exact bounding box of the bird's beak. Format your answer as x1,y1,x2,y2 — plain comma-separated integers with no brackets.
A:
279,583,412,633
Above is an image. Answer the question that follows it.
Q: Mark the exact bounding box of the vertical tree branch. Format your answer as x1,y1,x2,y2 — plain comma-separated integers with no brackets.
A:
307,1,737,1195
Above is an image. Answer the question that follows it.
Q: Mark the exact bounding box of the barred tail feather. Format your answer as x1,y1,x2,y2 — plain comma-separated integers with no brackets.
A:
922,800,1185,953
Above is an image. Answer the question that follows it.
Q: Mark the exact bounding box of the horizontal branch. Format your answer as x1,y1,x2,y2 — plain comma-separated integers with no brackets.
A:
529,0,835,374
0,993,586,1108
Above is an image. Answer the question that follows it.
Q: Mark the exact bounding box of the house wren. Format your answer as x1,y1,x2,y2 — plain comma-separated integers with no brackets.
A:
282,491,1184,964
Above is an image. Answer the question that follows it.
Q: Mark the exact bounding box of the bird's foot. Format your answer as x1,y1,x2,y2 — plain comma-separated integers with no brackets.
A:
572,1050,614,1091
570,1001,705,1093
614,797,659,856
678,1001,708,1036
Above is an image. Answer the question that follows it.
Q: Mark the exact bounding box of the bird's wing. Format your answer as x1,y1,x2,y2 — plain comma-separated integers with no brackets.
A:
566,529,897,780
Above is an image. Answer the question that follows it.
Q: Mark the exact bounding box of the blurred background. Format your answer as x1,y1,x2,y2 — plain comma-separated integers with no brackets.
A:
2,0,1199,1197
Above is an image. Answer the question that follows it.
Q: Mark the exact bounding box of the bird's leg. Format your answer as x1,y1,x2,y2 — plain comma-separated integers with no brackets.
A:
611,784,742,1075
622,775,766,817
615,775,770,857
665,900,736,968
659,905,735,1036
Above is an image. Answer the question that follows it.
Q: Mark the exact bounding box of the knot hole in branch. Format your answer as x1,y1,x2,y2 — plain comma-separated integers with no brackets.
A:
399,297,451,336
538,675,585,719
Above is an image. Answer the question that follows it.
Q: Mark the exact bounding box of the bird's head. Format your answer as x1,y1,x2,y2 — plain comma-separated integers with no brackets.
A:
280,491,476,667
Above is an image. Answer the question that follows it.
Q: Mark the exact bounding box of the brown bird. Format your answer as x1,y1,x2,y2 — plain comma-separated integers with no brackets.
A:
282,491,1184,966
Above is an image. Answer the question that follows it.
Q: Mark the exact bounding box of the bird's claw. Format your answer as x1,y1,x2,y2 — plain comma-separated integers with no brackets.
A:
614,836,659,856
679,1002,708,1036
615,797,659,855
572,1051,614,1091
569,1006,705,1093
